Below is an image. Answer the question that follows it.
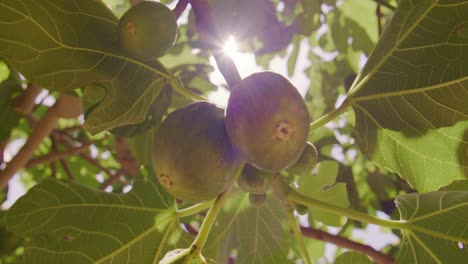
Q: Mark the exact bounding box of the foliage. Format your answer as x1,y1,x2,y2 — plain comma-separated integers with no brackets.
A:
0,0,466,263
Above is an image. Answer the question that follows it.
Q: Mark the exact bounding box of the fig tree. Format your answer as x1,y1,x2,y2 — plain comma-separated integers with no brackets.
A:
287,142,318,176
118,1,178,60
152,101,241,202
237,164,273,194
225,71,310,172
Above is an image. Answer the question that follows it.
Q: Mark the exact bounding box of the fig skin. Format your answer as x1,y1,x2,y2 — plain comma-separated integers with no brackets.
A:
225,71,310,172
287,142,318,176
237,164,273,194
118,1,177,60
152,101,241,202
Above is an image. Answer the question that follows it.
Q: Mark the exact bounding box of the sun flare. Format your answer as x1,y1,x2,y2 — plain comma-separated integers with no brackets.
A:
223,35,238,57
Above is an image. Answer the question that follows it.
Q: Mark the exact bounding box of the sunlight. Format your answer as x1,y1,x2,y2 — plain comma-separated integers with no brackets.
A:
223,35,238,57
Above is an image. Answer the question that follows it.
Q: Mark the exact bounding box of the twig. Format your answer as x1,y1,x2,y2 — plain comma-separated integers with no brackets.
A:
100,171,124,190
300,226,394,264
114,137,139,177
376,4,383,36
188,0,242,89
51,135,75,180
370,0,396,10
173,0,189,20
0,141,7,165
0,94,82,190
14,83,42,115
50,160,57,178
26,143,91,168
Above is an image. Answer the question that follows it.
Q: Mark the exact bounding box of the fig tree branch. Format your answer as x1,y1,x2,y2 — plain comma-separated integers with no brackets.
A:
271,176,407,229
14,83,42,115
189,0,242,89
172,0,188,20
286,206,312,264
26,142,91,168
300,226,394,264
370,0,396,10
0,141,6,165
189,162,246,256
51,135,75,180
0,94,82,190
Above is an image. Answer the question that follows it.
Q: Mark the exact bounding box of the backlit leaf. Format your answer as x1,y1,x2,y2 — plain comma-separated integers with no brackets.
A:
5,169,192,263
0,0,172,134
349,0,468,192
395,191,468,263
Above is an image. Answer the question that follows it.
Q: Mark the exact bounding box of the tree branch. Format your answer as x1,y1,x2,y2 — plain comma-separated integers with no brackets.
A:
300,226,394,264
370,0,396,11
0,141,7,166
173,0,189,20
188,0,241,89
14,83,42,115
26,143,91,168
0,94,82,190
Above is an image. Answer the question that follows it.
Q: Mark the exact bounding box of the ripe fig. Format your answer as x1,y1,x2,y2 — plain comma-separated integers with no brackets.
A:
118,1,177,60
237,164,273,194
152,101,241,202
249,193,267,207
225,71,310,172
287,142,318,176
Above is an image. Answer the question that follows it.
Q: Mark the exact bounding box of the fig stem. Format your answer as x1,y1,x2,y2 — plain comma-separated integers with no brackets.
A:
272,176,408,230
309,98,350,131
169,75,207,101
189,161,246,255
176,200,214,218
286,205,312,264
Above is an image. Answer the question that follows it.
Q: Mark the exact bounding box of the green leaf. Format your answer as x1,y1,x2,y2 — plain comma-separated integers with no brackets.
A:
297,161,350,226
395,191,468,263
5,168,192,263
334,251,374,264
0,0,172,134
205,193,293,263
0,62,21,141
349,0,468,192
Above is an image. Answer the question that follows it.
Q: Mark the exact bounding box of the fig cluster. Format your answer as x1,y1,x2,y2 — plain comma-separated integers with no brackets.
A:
152,71,314,203
118,1,178,60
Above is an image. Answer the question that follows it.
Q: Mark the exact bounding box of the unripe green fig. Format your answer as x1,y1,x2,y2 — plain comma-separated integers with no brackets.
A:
287,142,318,176
249,193,267,207
225,71,310,172
118,1,177,60
295,204,309,216
152,101,241,202
237,164,273,194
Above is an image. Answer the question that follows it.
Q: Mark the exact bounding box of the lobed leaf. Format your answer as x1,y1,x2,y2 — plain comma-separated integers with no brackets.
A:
0,0,171,134
204,193,293,263
297,161,350,227
349,0,468,192
5,169,192,263
395,191,468,263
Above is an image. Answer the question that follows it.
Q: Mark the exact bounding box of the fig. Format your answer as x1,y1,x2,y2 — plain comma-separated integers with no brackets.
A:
152,101,241,202
287,142,318,176
118,1,177,60
295,204,309,216
225,71,310,172
237,164,273,194
249,193,267,207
